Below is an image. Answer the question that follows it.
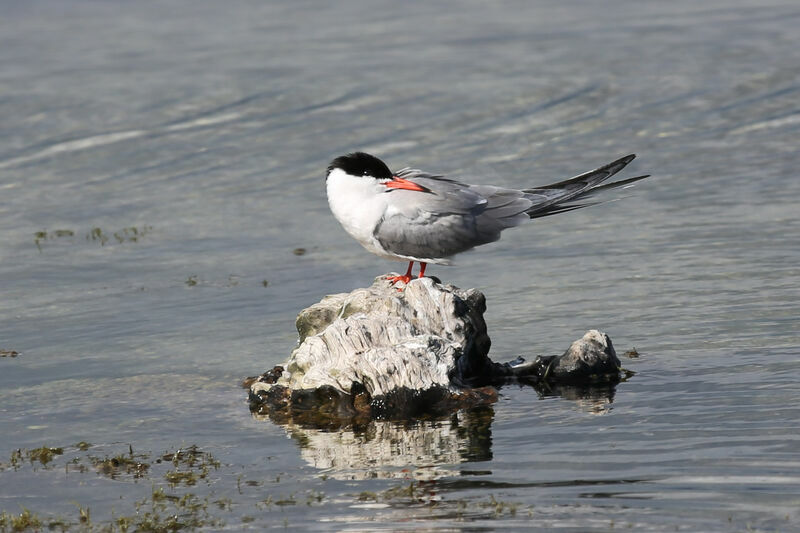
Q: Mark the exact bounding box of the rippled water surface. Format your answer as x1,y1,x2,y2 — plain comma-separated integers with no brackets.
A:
1,0,799,530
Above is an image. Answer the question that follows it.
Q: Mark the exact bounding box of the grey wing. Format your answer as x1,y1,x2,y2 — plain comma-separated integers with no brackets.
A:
395,168,534,225
523,154,649,219
374,170,533,262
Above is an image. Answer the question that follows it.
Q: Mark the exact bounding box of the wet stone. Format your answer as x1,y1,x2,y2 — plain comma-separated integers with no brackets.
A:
248,275,624,422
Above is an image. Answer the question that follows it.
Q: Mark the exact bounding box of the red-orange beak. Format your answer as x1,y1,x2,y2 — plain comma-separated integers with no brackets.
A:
384,177,428,192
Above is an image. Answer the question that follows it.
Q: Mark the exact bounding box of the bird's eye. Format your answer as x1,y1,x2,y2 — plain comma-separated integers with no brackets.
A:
362,170,370,176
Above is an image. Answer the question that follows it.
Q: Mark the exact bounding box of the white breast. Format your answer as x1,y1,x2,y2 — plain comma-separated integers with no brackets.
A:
326,169,395,258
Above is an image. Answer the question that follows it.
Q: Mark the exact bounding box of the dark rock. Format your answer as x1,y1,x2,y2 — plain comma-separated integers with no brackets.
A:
548,330,621,382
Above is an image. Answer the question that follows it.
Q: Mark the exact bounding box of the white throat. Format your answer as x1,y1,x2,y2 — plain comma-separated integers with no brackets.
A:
326,168,392,257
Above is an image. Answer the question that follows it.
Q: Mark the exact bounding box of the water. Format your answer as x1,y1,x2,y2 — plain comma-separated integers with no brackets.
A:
1,0,799,530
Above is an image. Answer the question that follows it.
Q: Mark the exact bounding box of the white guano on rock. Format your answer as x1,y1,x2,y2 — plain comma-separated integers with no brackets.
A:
251,275,490,398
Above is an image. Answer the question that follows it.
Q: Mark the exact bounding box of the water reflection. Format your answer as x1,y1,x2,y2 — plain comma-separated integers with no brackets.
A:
253,406,494,480
253,381,618,477
532,382,618,415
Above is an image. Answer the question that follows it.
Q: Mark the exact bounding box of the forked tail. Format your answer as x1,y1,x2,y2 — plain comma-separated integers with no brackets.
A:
524,154,650,219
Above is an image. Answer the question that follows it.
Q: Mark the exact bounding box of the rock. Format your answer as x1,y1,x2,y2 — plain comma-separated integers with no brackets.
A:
497,330,621,384
248,274,624,422
548,330,621,381
268,275,492,395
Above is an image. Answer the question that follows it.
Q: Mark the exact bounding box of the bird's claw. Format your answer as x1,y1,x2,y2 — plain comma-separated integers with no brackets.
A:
387,274,412,286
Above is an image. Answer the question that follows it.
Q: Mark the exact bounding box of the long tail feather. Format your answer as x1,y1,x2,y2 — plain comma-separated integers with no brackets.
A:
524,154,647,219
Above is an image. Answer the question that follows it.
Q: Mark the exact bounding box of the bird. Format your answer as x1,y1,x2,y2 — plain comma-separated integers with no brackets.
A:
326,151,648,285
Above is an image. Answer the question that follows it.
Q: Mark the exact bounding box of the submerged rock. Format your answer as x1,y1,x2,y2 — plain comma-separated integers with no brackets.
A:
495,329,622,384
248,275,623,422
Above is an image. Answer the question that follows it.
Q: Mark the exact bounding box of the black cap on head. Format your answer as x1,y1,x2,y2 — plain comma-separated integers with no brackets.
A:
326,152,393,181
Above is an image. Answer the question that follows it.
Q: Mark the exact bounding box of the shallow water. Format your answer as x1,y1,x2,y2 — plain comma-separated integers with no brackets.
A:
1,0,799,530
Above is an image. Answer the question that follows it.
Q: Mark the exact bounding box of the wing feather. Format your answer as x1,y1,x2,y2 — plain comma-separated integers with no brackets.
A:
524,154,645,219
374,171,532,262
373,156,648,260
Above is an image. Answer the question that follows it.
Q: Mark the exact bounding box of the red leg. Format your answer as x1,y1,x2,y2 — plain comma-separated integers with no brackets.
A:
387,261,414,285
417,262,427,278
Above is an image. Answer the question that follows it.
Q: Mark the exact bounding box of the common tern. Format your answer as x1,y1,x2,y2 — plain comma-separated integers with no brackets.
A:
326,152,648,285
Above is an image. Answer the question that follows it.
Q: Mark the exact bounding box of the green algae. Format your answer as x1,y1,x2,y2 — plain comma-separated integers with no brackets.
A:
34,226,152,251
92,454,149,480
0,444,225,532
25,446,64,466
0,508,42,532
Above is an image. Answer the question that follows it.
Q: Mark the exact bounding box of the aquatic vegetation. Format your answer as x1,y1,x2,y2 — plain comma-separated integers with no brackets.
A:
164,470,200,486
86,227,109,246
33,226,152,251
87,226,152,246
0,444,226,531
161,445,221,470
115,488,221,532
354,482,531,521
4,450,23,471
33,229,73,251
355,481,433,505
305,490,325,506
0,508,43,532
92,454,149,480
0,350,19,358
357,491,378,501
161,446,220,487
0,438,551,530
0,492,224,533
486,494,519,516
75,504,90,526
274,495,297,506
25,446,64,466
183,274,269,289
